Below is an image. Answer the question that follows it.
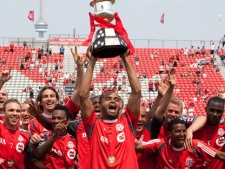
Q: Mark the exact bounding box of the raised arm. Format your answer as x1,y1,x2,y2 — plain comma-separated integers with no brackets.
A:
147,81,168,122
79,46,97,121
121,50,141,116
154,69,176,122
184,116,207,149
26,99,53,130
70,46,84,105
0,67,12,90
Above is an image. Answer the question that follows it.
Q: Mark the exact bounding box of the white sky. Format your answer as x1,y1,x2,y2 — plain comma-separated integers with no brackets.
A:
1,0,225,47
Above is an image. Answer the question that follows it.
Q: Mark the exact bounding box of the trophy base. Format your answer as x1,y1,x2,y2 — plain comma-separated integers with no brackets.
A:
92,45,128,58
92,28,128,58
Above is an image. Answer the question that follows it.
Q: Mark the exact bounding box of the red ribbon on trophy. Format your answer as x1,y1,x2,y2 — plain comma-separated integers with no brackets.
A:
82,12,134,55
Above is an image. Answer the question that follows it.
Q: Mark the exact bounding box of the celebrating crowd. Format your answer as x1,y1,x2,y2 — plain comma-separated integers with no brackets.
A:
0,45,225,169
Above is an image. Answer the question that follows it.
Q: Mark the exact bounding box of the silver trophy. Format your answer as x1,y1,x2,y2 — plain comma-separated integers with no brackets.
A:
89,0,128,58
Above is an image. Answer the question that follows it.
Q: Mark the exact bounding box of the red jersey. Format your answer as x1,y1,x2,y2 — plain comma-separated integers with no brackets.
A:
30,100,80,135
193,119,225,168
143,139,217,169
0,123,30,169
68,120,91,169
84,107,139,169
38,132,76,169
136,122,156,169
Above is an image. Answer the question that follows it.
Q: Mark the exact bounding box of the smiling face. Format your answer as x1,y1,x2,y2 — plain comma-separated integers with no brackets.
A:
136,106,147,137
100,91,121,120
206,100,224,126
165,103,182,125
21,103,33,126
169,123,186,148
51,109,68,135
4,101,21,130
41,89,59,114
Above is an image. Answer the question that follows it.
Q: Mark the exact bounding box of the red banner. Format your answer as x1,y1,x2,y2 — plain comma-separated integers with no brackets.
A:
28,11,34,22
49,38,86,46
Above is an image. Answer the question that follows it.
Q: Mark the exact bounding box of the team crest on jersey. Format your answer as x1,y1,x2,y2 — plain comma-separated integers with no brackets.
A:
116,124,124,131
18,135,24,142
216,137,225,146
67,141,75,149
16,142,24,153
117,132,125,142
218,128,224,136
67,149,76,160
185,157,194,167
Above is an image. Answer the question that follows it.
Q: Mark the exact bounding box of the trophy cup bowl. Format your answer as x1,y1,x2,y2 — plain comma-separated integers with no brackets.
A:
89,0,128,58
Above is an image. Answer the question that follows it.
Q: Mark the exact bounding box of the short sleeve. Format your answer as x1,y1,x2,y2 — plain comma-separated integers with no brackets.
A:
83,110,97,139
66,99,80,115
150,116,164,139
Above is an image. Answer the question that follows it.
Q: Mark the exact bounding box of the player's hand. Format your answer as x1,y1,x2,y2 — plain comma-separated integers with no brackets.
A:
0,67,12,84
120,49,130,59
24,99,41,117
158,78,169,96
53,123,67,137
86,45,97,63
184,129,193,149
134,139,144,153
30,134,44,144
168,68,176,86
70,46,84,66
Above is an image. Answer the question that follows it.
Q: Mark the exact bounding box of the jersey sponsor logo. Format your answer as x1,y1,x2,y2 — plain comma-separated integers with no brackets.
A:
218,128,224,136
117,132,125,142
18,135,24,142
51,148,63,156
185,157,194,167
0,158,4,164
116,124,124,132
0,137,6,145
82,132,87,138
68,141,75,149
100,136,108,144
142,139,161,145
216,137,225,146
16,143,24,153
67,149,76,159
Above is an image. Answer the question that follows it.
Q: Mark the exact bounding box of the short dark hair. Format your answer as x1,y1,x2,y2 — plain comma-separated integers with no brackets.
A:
207,96,224,108
99,90,117,104
36,86,59,111
53,104,71,120
168,118,186,132
3,98,21,112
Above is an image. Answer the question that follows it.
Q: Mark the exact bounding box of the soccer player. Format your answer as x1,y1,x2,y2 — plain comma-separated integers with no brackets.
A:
0,99,30,168
79,47,141,168
135,118,225,168
136,68,176,169
150,95,207,141
29,46,83,135
31,105,76,169
185,96,225,168
0,68,12,121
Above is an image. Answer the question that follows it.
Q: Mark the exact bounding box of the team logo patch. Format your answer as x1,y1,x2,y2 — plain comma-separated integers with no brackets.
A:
218,128,224,136
16,143,24,153
185,157,194,167
216,137,225,146
18,135,24,142
117,132,125,142
68,141,75,149
67,149,76,160
116,124,124,131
